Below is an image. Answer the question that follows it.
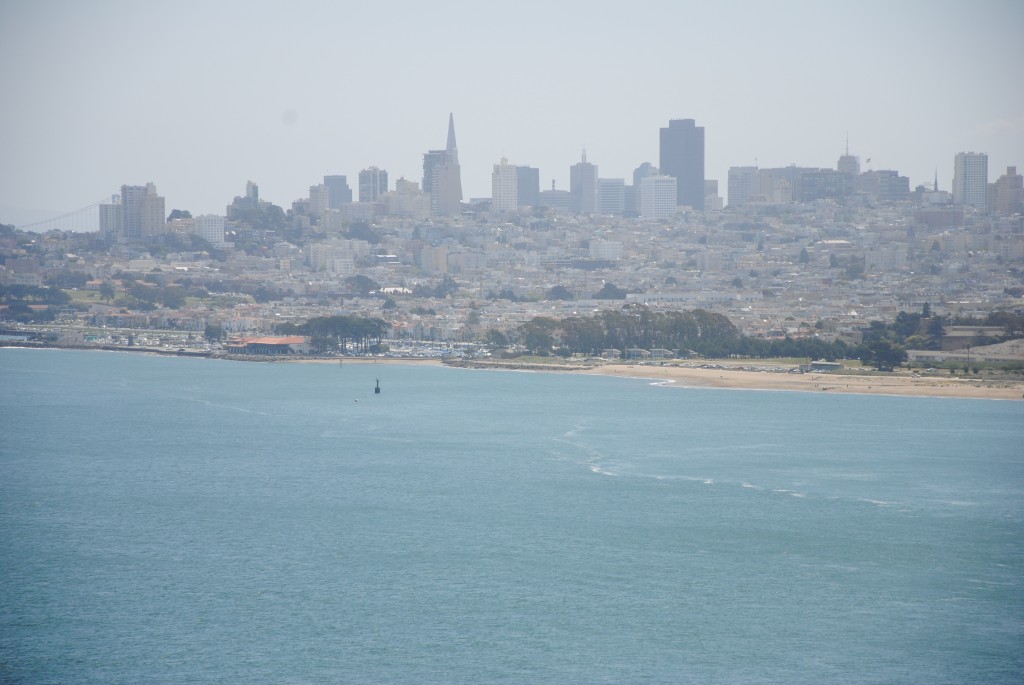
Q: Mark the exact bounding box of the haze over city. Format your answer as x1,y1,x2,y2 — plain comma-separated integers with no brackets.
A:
4,3,1024,681
2,0,1022,223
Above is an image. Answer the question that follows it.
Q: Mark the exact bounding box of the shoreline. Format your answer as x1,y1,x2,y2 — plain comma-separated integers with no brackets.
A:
4,342,1022,400
443,358,1024,401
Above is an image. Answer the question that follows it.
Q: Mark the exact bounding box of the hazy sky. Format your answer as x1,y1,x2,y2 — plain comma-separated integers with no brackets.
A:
2,0,1022,224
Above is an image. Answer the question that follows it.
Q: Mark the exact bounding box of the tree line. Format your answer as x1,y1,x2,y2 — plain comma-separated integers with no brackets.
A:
275,315,389,354
509,306,745,357
499,303,1024,369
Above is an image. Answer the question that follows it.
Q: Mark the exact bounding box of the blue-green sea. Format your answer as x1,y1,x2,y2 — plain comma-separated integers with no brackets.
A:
2,348,1022,684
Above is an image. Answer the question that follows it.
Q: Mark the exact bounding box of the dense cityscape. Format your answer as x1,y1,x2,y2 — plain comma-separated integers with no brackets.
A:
2,114,1023,369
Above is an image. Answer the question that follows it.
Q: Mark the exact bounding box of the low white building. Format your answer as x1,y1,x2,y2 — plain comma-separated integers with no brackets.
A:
193,214,226,246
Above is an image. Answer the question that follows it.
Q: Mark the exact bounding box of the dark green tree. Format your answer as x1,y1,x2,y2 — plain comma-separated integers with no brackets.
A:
434,274,458,298
99,281,116,303
593,282,627,299
346,222,382,244
545,285,574,301
345,275,380,297
484,329,509,351
204,323,225,342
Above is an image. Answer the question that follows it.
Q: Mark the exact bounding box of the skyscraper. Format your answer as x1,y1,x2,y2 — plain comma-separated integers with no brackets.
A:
659,119,705,210
640,176,678,219
423,113,463,215
952,152,988,210
569,150,598,214
358,167,388,203
324,175,352,208
598,178,625,215
837,137,860,176
515,166,540,208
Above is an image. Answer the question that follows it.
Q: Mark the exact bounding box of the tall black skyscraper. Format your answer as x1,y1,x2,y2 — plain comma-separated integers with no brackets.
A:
324,175,352,208
659,119,705,210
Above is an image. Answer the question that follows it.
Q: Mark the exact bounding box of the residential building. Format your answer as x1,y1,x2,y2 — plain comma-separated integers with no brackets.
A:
990,166,1023,215
116,183,165,243
659,118,705,210
193,214,226,246
99,199,121,241
309,184,330,218
492,158,518,212
590,239,622,260
226,181,260,220
358,167,388,203
385,178,432,218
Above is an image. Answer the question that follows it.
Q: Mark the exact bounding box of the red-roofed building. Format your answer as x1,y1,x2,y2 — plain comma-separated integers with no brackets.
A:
224,336,311,355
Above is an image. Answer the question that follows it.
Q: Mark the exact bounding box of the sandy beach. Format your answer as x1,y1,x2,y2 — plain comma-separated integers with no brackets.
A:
440,358,1024,401
581,363,1024,400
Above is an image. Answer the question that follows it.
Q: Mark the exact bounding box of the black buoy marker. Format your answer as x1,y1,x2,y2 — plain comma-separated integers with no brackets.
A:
374,379,381,394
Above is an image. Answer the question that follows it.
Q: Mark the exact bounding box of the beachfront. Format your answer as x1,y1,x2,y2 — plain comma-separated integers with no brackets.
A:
582,363,1024,400
334,356,1024,400
436,358,1024,401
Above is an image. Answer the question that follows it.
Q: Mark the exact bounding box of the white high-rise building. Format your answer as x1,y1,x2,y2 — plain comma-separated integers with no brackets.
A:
952,152,988,210
193,214,226,246
491,158,519,212
640,176,678,219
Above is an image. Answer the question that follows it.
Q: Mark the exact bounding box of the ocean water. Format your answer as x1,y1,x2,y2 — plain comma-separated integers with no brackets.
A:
1,348,1022,684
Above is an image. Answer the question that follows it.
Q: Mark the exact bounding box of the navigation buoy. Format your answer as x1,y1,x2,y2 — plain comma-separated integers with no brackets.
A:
375,379,381,394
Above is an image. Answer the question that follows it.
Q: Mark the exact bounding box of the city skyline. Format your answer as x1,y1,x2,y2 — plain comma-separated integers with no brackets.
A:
1,0,1022,223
